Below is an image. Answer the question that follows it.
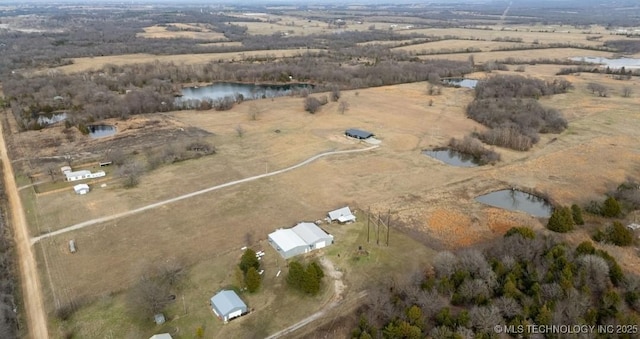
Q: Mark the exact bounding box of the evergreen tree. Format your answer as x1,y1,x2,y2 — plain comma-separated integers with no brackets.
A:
245,267,261,293
571,204,585,225
504,226,536,239
602,196,622,217
287,261,305,290
547,206,574,233
239,249,260,274
607,221,633,246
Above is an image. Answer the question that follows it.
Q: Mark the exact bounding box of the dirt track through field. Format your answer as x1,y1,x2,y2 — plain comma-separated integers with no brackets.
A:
31,145,379,244
0,118,49,338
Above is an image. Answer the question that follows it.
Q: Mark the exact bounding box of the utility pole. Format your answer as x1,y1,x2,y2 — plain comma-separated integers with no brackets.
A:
386,209,391,246
367,207,370,243
376,213,381,245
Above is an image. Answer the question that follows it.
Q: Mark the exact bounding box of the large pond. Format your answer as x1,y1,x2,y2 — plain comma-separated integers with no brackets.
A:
442,78,478,89
569,56,640,69
88,125,116,138
177,82,312,103
423,148,480,167
476,189,553,217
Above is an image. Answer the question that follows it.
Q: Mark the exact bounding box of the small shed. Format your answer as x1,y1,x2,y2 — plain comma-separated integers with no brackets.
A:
328,206,356,223
210,290,248,323
60,166,72,174
345,128,374,139
73,184,90,195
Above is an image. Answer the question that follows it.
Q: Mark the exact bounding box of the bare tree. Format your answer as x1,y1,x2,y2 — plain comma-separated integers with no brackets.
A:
338,101,349,114
586,83,608,97
304,97,322,114
46,165,57,182
622,86,632,98
432,251,458,278
128,276,172,319
248,104,263,121
235,124,245,137
117,161,143,188
330,86,341,102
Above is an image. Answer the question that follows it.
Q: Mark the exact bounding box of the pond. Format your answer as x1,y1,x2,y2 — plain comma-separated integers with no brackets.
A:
423,148,480,167
88,125,116,138
442,78,478,89
37,112,67,126
569,56,640,69
177,82,312,103
476,189,552,217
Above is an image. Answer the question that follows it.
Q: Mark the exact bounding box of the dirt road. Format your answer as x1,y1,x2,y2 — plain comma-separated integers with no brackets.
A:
31,145,379,244
0,119,49,338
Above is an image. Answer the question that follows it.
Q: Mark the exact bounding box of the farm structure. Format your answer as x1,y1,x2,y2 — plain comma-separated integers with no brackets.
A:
73,184,90,195
345,128,374,139
210,290,248,323
149,334,172,339
62,166,106,182
328,206,356,223
268,222,334,259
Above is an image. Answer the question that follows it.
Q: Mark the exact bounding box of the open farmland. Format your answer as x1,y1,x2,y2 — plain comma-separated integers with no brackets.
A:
3,2,640,338
13,70,639,337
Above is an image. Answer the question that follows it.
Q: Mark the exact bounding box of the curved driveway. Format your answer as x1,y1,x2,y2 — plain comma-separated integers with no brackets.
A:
32,145,379,244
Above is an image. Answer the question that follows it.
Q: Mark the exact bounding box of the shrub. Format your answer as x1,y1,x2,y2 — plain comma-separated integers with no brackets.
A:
602,196,622,218
571,204,585,225
546,206,574,233
448,136,501,165
504,227,536,239
239,249,260,274
607,221,633,246
304,97,322,113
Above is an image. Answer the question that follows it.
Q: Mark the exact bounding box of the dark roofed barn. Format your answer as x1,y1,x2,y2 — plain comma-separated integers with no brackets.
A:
345,129,374,139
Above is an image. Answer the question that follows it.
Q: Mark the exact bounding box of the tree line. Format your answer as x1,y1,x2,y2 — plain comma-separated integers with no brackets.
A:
466,75,571,151
351,228,640,338
4,52,472,130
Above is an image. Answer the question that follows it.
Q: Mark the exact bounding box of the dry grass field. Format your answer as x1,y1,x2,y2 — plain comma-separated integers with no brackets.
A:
23,71,640,324
137,24,228,40
46,49,321,74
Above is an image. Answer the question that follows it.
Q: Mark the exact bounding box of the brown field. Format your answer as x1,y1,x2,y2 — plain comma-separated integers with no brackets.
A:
420,48,640,64
137,24,228,40
46,49,321,74
399,26,632,45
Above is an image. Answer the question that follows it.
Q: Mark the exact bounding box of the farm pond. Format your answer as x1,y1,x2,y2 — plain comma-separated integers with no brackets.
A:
475,189,553,218
423,148,480,167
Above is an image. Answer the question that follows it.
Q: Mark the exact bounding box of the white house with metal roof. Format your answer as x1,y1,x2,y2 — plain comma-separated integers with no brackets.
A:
210,290,247,323
328,206,356,223
268,222,334,259
61,165,106,182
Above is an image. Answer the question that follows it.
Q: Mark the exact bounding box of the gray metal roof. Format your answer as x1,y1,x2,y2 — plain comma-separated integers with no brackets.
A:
345,128,374,139
292,222,332,245
268,228,308,252
328,206,354,221
210,290,247,317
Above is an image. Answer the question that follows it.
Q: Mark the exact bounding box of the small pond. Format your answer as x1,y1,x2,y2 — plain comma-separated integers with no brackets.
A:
423,148,480,167
475,189,552,218
442,78,478,89
88,125,116,138
37,112,67,126
569,56,640,69
177,82,312,104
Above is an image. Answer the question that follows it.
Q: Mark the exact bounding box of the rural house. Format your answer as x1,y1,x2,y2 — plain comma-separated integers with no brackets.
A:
210,290,248,323
328,206,356,223
268,222,334,259
73,183,90,195
345,128,374,139
62,166,106,182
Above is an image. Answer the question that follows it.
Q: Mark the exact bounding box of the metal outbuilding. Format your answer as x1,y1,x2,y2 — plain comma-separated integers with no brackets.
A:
328,206,356,223
210,290,248,323
73,183,90,195
268,222,334,259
